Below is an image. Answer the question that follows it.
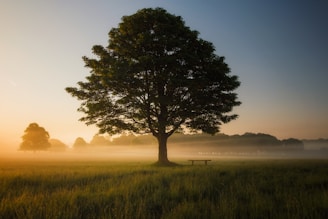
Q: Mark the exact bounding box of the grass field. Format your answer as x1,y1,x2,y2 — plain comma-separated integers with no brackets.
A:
0,158,327,219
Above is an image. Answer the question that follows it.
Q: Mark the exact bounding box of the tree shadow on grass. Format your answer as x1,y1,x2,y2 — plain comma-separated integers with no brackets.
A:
152,161,181,167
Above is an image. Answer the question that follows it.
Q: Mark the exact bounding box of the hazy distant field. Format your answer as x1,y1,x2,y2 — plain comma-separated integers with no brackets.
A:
1,158,327,219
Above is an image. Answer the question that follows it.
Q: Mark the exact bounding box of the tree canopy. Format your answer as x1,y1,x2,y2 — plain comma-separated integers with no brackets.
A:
20,123,51,151
73,137,89,148
66,8,241,164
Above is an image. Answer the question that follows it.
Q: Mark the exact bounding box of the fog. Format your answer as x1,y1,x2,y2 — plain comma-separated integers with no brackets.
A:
0,144,156,163
1,141,327,164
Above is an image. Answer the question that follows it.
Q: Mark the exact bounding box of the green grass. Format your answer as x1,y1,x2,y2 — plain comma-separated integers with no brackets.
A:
0,159,328,218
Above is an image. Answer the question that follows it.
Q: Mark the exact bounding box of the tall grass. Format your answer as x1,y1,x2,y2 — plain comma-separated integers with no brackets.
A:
0,159,327,218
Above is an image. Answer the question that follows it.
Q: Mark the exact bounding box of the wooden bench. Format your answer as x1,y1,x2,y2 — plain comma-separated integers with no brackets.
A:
188,160,211,165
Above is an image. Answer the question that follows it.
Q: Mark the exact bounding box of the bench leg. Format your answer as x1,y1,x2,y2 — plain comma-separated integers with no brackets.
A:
205,161,208,165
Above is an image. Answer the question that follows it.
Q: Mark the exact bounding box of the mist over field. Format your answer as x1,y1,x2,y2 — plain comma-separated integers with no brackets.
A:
1,135,328,218
1,133,328,163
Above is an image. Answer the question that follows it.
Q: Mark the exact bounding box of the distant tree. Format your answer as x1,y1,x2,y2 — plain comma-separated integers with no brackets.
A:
112,134,136,145
73,137,88,148
282,138,304,150
90,135,112,146
20,123,51,151
239,133,281,146
49,139,67,152
133,134,157,145
66,8,241,165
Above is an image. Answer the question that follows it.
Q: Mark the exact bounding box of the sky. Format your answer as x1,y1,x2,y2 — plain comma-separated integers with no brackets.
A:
1,0,328,150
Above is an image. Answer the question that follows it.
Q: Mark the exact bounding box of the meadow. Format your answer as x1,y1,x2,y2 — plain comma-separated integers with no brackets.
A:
0,158,327,219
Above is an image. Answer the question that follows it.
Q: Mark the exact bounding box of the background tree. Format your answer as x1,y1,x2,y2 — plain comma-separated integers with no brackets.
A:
282,138,304,150
66,8,241,165
49,139,67,152
20,123,51,152
73,137,88,148
90,135,112,146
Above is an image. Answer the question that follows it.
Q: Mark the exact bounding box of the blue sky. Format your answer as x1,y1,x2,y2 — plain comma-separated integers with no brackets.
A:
1,0,327,148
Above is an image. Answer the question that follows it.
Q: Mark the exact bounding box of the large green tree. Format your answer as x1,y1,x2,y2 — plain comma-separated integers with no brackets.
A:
66,8,241,165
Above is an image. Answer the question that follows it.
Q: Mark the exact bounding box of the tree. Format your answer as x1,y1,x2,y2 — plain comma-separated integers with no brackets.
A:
66,8,241,165
282,138,304,150
20,123,51,152
73,137,88,148
90,135,112,146
49,139,67,152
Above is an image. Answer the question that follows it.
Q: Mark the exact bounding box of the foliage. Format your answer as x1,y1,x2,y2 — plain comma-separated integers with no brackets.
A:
48,139,67,152
109,133,304,149
109,134,155,146
73,137,89,148
0,160,327,218
19,123,51,151
89,135,112,146
282,138,304,149
66,8,241,163
230,133,282,147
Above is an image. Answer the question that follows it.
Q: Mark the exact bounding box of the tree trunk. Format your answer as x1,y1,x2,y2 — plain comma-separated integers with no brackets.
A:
156,134,170,165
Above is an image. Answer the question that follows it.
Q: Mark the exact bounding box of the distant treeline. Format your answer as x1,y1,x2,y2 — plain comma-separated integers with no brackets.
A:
42,133,328,152
70,133,328,151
